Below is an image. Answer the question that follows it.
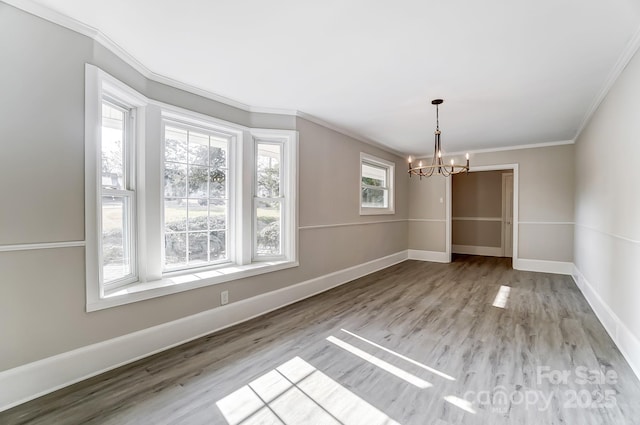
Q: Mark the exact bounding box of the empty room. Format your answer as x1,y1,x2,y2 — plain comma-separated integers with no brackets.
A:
2,0,640,424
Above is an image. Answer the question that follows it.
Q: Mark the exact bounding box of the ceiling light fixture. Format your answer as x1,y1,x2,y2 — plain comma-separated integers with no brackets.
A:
408,99,469,178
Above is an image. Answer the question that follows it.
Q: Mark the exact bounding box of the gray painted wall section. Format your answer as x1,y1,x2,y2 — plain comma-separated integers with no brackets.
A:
408,144,574,262
574,44,640,343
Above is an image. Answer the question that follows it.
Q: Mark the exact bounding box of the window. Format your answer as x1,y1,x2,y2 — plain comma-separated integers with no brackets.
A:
255,141,283,258
85,65,298,311
163,122,231,270
360,153,395,215
100,100,136,287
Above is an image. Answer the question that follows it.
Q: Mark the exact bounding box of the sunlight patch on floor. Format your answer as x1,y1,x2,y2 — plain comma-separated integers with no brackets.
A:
326,336,432,389
340,329,455,381
444,395,476,414
216,356,400,425
492,285,511,309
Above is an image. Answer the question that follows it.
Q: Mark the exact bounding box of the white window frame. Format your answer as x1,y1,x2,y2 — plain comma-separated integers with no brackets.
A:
251,132,297,262
160,116,237,272
85,64,298,312
359,152,395,215
100,98,138,289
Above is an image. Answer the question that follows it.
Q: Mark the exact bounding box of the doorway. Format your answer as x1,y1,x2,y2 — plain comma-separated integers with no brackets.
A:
447,164,518,264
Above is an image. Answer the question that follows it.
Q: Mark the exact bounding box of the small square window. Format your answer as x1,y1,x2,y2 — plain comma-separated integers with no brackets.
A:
360,153,395,215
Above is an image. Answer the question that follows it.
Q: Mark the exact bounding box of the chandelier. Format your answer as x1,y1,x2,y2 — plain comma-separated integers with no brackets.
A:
408,99,469,178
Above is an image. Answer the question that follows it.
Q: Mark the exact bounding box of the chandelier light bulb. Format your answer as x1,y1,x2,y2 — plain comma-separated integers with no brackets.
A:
408,156,412,163
466,153,470,160
419,160,423,167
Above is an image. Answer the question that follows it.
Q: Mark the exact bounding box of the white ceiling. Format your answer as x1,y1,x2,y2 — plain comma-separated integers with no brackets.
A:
23,0,640,154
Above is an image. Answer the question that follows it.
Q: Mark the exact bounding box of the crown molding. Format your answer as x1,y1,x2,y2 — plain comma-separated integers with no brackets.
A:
414,139,575,159
295,112,405,157
573,21,640,141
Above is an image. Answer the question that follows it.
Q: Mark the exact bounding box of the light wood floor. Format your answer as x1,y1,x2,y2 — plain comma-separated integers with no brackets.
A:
3,255,640,425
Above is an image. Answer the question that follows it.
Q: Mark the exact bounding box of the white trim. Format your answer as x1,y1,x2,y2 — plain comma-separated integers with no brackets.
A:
574,23,640,140
407,249,449,263
519,221,574,226
299,219,406,230
452,217,502,222
445,176,452,262
0,250,408,412
0,241,85,252
572,266,640,381
575,223,640,245
90,261,300,312
513,258,573,275
452,244,503,257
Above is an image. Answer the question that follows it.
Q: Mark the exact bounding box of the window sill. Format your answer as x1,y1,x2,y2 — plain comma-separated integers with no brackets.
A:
87,260,299,312
360,208,395,216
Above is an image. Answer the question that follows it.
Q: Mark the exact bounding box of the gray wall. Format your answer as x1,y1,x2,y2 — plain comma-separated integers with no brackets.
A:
452,170,507,248
574,45,640,345
0,4,408,371
408,144,574,261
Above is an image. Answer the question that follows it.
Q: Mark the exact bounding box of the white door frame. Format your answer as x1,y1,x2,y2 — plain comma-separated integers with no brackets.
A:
501,172,514,257
446,163,519,267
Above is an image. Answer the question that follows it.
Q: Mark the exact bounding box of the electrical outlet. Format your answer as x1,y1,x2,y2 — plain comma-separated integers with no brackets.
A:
221,290,229,305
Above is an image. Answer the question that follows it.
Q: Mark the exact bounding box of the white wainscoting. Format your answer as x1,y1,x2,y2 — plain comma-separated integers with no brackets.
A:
452,244,503,257
407,249,449,263
513,258,574,275
572,266,640,381
0,250,409,412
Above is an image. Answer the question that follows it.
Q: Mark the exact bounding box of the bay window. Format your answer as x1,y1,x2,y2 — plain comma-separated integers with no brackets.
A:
85,65,297,311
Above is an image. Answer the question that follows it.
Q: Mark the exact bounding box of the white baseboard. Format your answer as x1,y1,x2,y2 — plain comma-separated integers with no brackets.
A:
452,244,503,257
407,249,450,263
513,258,573,275
572,266,640,382
0,250,409,412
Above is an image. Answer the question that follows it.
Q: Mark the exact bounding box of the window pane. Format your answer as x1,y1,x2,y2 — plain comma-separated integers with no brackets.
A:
210,199,227,230
256,200,281,256
210,230,226,261
165,233,187,267
188,198,208,231
164,162,187,198
188,131,209,166
188,165,209,198
209,169,226,199
163,123,230,269
165,127,188,163
361,187,388,208
102,196,131,283
362,163,387,187
257,143,281,198
188,232,208,264
210,137,227,168
101,103,125,189
165,198,187,232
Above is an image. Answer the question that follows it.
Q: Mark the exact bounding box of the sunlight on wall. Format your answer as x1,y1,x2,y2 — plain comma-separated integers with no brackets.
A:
492,285,511,308
216,356,400,425
326,336,432,389
340,329,455,381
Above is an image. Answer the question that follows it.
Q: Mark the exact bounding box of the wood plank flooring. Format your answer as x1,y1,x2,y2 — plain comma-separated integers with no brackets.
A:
3,255,640,424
